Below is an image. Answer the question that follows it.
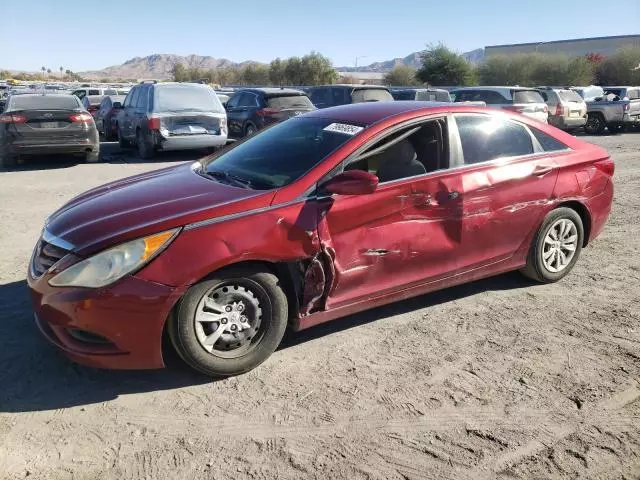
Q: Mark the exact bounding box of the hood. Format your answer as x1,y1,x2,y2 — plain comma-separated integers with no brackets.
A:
45,162,274,256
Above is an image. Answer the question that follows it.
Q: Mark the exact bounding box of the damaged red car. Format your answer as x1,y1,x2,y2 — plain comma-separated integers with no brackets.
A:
27,102,614,377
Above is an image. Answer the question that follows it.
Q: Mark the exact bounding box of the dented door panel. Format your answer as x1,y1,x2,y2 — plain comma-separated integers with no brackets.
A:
457,156,559,271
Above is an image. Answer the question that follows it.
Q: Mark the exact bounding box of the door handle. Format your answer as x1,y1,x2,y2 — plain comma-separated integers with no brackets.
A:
532,165,554,176
447,191,460,200
363,249,390,256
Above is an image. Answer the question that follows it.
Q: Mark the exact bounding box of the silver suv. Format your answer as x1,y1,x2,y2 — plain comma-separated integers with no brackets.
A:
450,87,548,123
537,87,587,131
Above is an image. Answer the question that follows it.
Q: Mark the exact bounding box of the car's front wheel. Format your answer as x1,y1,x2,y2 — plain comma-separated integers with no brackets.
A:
521,207,584,283
169,267,288,377
136,130,155,159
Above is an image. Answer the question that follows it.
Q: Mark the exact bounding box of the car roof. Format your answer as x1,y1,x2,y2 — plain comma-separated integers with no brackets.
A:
303,101,461,125
308,84,390,90
239,87,306,96
452,86,538,92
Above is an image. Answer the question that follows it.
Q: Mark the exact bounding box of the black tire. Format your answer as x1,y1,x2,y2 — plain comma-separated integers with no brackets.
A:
520,207,584,283
136,129,155,159
169,267,288,377
584,113,606,135
0,152,17,168
85,150,100,163
245,123,256,137
117,126,130,148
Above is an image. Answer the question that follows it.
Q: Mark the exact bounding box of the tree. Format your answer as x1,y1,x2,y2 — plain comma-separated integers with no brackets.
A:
172,63,188,82
383,65,419,86
59,66,63,78
416,44,474,86
269,58,286,85
298,52,337,85
46,68,51,77
240,64,270,85
284,57,303,85
41,66,45,74
595,46,640,85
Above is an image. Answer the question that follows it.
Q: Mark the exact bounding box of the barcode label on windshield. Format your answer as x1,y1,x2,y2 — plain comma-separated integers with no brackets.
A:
323,123,364,135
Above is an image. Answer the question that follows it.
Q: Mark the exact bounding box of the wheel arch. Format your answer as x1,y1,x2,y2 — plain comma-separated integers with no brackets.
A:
555,200,592,247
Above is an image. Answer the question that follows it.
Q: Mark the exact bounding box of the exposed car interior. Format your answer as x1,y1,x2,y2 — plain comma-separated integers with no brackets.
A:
345,118,448,181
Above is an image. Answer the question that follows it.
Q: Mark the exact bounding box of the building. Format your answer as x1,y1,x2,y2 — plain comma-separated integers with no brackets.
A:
485,34,640,58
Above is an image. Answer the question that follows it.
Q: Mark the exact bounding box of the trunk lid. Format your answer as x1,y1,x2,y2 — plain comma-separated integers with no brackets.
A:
158,112,225,136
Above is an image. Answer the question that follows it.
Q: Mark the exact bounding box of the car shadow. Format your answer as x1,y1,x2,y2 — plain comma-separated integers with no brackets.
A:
0,272,534,413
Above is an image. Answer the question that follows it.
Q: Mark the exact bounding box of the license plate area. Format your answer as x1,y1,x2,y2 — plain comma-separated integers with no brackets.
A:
38,122,60,129
569,111,580,118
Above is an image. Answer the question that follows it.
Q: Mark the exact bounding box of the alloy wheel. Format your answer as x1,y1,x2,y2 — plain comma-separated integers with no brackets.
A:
542,218,579,273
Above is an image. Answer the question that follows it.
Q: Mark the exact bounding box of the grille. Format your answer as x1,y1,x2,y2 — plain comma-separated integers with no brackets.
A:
31,238,68,277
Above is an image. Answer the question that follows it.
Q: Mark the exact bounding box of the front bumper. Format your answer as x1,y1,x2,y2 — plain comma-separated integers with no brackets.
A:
27,270,186,370
158,133,227,151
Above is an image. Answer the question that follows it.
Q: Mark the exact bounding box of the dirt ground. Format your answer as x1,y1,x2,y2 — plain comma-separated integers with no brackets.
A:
0,135,638,480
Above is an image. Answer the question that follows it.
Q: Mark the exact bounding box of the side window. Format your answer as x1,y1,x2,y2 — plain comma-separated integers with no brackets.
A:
238,93,258,107
539,91,548,101
226,93,240,108
136,87,148,110
310,88,330,107
455,115,533,165
333,88,346,105
531,128,569,152
128,88,140,109
628,89,639,100
344,119,449,182
72,89,86,100
122,90,133,107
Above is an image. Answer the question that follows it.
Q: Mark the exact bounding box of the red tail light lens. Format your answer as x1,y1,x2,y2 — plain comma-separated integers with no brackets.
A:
623,103,630,112
256,108,279,117
0,114,27,123
70,113,93,122
555,104,563,116
594,158,615,177
147,116,161,130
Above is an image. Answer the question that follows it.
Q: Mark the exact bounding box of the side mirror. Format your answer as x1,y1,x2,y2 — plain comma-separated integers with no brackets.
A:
322,170,378,196
112,101,122,109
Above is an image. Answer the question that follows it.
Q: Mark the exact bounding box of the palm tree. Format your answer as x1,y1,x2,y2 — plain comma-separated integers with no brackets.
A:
59,66,63,78
46,68,51,78
41,66,45,74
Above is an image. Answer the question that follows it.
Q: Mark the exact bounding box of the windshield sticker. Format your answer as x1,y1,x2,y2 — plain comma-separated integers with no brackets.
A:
323,123,364,135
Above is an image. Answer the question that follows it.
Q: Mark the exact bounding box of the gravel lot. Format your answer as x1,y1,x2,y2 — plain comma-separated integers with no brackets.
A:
0,134,639,480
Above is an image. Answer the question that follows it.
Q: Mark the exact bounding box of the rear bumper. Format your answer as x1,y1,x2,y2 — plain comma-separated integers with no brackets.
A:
9,139,99,155
623,113,640,124
549,115,587,129
586,178,613,244
158,133,227,151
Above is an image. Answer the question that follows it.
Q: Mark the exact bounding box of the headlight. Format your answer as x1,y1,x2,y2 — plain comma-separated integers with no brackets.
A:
49,228,179,288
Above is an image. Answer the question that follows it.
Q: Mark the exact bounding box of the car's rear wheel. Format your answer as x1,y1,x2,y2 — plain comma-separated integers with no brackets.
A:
136,129,155,159
520,207,584,283
117,126,130,148
584,113,606,135
0,152,16,168
169,267,288,377
85,150,100,163
245,123,256,137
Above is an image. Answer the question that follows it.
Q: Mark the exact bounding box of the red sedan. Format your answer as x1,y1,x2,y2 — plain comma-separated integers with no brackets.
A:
27,102,614,377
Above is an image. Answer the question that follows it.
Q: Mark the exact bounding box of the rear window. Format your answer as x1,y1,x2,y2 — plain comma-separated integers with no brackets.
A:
88,89,100,96
415,90,451,102
453,90,508,105
103,89,117,95
558,90,583,103
513,90,545,104
391,90,416,101
351,88,393,103
10,95,80,110
266,95,314,109
154,84,224,113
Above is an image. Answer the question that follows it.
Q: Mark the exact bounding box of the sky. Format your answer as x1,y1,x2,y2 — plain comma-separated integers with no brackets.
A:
2,0,639,72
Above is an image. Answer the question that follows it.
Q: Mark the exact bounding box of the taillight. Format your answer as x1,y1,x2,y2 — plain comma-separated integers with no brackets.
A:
69,113,93,122
256,108,279,117
555,104,563,116
623,103,630,112
594,158,615,177
147,116,161,130
0,113,27,123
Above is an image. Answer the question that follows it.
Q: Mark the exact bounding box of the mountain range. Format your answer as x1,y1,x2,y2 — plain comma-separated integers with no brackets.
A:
78,48,485,80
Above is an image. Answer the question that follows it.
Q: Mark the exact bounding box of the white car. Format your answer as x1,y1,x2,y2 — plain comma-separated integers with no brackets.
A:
450,87,549,123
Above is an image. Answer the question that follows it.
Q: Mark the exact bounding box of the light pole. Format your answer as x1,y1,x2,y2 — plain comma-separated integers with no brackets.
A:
354,56,368,68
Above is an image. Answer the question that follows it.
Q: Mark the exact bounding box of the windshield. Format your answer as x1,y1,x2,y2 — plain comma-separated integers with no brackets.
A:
203,117,361,189
154,84,224,113
266,95,314,109
513,90,545,104
416,90,451,102
351,88,393,103
558,90,583,102
10,95,80,110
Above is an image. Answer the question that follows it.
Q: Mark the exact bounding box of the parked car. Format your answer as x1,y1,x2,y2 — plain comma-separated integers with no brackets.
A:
584,89,640,134
116,81,227,158
570,85,605,102
81,95,103,116
95,95,125,140
307,84,394,108
71,87,118,100
27,102,614,376
537,87,587,131
225,88,315,138
390,87,451,102
0,94,99,167
451,87,548,123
